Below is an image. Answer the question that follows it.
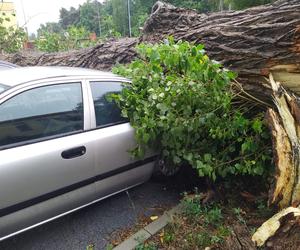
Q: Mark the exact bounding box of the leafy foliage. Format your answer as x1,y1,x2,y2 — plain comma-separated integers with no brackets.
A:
37,22,63,37
36,26,96,52
112,39,272,180
182,194,223,225
229,0,275,10
0,15,26,53
165,0,275,12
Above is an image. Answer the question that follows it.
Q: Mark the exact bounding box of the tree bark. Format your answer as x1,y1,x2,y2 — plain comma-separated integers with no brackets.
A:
1,38,138,71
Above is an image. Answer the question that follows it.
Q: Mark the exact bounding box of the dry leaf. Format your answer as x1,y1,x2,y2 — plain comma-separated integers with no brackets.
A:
150,215,159,221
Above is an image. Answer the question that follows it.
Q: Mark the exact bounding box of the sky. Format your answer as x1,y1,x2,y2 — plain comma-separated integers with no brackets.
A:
12,0,91,34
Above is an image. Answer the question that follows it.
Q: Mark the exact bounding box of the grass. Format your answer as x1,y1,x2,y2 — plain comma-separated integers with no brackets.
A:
136,189,273,250
135,242,157,250
108,175,275,249
135,194,230,249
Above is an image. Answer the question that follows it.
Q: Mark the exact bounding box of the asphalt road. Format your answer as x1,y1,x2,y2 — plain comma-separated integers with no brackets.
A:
0,178,181,250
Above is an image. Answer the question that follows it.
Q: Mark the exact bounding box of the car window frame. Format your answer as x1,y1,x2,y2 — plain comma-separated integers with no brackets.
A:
86,79,130,130
0,78,91,151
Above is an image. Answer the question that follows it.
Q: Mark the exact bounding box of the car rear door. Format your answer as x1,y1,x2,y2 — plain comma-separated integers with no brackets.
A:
0,81,96,238
87,80,155,199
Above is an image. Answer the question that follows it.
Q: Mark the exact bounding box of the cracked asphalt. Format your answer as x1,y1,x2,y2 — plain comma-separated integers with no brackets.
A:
0,178,181,250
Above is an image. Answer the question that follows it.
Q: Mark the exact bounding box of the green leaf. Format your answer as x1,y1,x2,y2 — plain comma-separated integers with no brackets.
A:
204,153,212,162
252,119,263,133
110,38,272,181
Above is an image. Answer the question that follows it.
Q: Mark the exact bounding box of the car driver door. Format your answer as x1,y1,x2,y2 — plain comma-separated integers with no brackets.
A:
0,81,96,238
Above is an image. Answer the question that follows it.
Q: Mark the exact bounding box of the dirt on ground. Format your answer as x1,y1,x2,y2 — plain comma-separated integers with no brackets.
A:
109,170,300,250
149,184,300,250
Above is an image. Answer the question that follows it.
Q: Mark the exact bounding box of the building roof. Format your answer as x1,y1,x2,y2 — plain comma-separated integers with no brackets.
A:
0,2,17,28
0,2,15,12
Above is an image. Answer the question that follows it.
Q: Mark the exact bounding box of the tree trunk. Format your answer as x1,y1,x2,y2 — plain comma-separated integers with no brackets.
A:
1,38,138,71
2,0,300,102
252,77,300,246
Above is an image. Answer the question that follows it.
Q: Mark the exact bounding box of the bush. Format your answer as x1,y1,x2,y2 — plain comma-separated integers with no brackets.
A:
0,16,26,53
35,26,96,52
112,38,272,180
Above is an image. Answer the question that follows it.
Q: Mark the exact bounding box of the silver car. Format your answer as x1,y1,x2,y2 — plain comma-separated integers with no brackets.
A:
0,66,155,241
0,60,18,70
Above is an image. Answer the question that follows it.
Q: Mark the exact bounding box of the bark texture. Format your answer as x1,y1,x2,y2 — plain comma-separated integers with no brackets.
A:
1,38,137,71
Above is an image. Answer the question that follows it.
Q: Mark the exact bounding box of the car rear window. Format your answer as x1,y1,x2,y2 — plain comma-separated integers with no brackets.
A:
90,81,128,127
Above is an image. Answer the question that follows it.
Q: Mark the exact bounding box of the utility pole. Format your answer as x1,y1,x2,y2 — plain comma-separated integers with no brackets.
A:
97,3,102,37
127,0,132,37
20,0,28,36
219,0,224,11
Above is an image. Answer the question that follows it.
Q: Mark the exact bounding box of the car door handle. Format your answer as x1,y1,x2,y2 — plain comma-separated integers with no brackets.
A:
61,146,86,159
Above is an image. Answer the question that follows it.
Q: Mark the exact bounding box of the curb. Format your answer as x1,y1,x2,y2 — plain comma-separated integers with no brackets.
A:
113,204,183,250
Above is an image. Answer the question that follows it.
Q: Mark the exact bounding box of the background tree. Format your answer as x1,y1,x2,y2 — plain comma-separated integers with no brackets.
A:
164,0,274,12
229,0,275,10
37,22,63,37
164,0,218,12
111,0,129,36
35,26,95,52
59,7,80,30
78,0,102,36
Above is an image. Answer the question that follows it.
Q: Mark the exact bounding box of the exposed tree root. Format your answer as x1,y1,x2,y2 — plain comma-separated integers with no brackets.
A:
252,206,300,247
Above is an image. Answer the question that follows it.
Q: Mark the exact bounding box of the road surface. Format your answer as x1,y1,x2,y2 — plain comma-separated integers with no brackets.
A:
0,178,182,250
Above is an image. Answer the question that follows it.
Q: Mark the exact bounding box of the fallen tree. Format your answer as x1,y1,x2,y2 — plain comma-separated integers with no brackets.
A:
2,0,300,246
0,38,138,71
2,1,300,102
251,73,300,247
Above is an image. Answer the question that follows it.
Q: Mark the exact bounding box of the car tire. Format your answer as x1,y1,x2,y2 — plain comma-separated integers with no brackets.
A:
154,158,180,177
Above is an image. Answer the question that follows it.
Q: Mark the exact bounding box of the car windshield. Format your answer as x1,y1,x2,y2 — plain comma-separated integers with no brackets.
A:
0,84,10,94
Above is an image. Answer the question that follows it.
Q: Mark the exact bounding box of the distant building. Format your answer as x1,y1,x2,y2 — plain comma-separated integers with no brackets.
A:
0,1,17,29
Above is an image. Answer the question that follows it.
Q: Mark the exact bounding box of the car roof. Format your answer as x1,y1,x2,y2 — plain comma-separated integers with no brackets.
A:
0,60,19,70
0,66,128,87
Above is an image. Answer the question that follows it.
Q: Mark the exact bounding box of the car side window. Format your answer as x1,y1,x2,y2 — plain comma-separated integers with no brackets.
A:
90,81,128,127
0,83,83,147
